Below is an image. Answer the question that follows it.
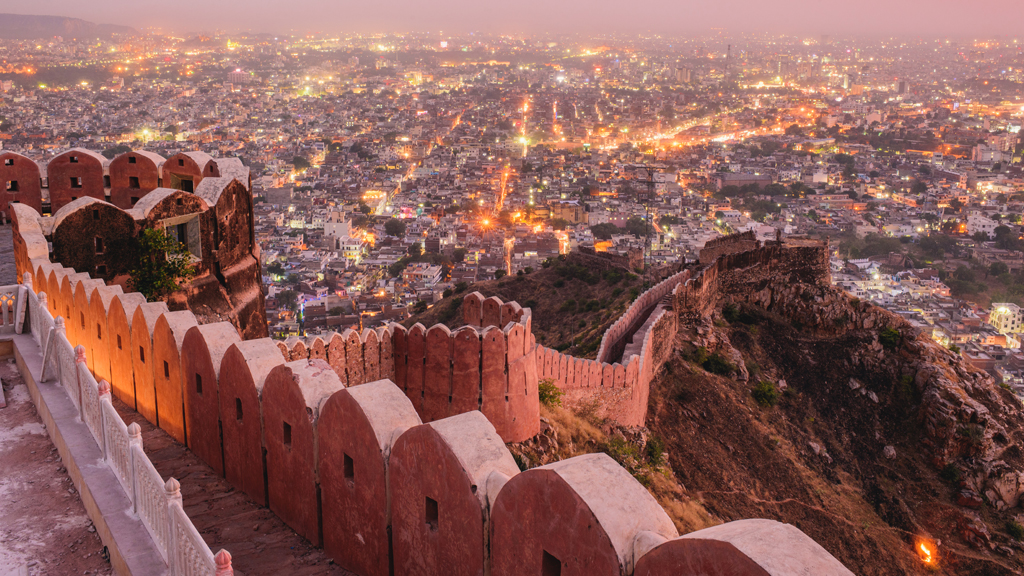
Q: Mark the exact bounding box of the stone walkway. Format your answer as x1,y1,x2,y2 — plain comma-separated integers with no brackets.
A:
0,359,112,575
111,398,353,576
0,225,16,285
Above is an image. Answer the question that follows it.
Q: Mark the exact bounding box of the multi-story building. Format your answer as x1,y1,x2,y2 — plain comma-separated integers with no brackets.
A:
991,303,1024,335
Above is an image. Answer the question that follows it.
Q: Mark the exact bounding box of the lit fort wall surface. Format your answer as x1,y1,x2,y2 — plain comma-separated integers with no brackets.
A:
10,201,852,575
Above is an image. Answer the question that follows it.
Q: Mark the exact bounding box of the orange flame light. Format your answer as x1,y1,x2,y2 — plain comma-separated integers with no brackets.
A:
918,541,933,565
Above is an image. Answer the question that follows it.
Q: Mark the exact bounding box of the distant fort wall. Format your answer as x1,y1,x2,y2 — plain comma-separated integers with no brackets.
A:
698,230,759,265
572,245,644,271
7,220,851,576
535,233,830,427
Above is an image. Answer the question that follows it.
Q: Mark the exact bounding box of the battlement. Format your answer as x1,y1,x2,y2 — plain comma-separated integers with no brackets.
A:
0,148,249,219
7,186,848,576
9,170,267,340
698,230,761,265
5,253,850,576
573,245,645,271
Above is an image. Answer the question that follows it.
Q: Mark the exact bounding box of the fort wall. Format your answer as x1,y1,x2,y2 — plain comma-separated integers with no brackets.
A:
9,163,267,340
571,246,644,272
698,230,759,265
9,204,849,576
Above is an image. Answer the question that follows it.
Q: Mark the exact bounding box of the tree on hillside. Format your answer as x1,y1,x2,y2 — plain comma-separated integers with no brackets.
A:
102,145,132,159
128,229,196,301
590,223,620,240
277,289,299,311
989,262,1009,278
625,216,651,238
384,218,407,237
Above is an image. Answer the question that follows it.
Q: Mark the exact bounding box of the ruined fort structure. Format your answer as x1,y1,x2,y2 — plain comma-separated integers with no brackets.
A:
5,149,266,340
8,217,852,574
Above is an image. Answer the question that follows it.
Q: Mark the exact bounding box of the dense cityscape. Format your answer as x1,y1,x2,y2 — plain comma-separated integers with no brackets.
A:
7,30,1024,391
7,19,1024,575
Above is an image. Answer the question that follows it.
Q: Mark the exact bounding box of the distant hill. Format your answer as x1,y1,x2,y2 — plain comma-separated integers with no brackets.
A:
0,14,135,40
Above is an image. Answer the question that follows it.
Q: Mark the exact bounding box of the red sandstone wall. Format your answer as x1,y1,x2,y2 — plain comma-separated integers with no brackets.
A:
87,284,123,386
8,206,850,576
130,302,168,424
47,149,106,213
490,468,621,575
595,268,691,365
163,152,212,191
105,292,148,408
389,419,488,576
0,152,43,219
152,311,198,444
182,322,241,475
634,539,771,576
108,151,161,209
318,381,421,576
219,339,282,506
263,360,344,545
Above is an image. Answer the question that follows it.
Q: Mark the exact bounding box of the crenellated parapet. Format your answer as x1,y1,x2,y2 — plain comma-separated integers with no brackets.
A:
8,170,267,340
6,225,848,575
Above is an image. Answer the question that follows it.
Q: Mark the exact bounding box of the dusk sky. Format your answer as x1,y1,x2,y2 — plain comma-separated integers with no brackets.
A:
10,0,1024,37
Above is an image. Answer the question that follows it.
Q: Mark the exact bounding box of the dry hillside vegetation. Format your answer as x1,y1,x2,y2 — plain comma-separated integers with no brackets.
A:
407,256,641,358
515,286,1024,576
649,296,1024,576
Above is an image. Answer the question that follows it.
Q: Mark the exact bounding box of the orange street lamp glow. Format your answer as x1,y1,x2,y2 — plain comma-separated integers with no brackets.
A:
482,219,490,226
917,541,934,565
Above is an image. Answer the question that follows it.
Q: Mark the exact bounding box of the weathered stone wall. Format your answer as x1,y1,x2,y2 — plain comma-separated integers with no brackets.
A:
11,240,850,576
108,151,162,209
50,198,138,283
571,246,644,272
46,148,106,213
0,151,43,219
677,240,831,320
698,230,760,265
11,166,266,338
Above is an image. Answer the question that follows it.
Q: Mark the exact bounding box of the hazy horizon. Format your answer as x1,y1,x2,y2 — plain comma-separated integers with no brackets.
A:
6,1,1024,38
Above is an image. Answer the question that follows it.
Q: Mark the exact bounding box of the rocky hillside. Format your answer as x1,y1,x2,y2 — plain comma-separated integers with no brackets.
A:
406,255,646,358
514,277,1024,575
0,14,134,40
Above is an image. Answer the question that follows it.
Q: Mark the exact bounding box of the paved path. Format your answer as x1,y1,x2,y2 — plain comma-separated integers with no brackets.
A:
0,359,112,575
111,398,354,576
0,225,16,285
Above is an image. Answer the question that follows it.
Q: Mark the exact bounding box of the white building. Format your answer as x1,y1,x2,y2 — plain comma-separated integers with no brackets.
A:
324,211,351,246
967,214,998,239
990,303,1024,335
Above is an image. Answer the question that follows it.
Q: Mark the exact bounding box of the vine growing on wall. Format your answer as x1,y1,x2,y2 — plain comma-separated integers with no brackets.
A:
128,228,196,301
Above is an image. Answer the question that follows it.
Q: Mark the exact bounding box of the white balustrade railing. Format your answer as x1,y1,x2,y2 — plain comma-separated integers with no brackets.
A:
13,273,232,576
102,399,136,499
77,351,105,454
56,329,79,411
133,443,173,563
0,283,21,334
168,484,217,576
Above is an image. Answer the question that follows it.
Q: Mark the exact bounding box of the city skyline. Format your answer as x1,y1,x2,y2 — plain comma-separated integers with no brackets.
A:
7,1,1024,37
